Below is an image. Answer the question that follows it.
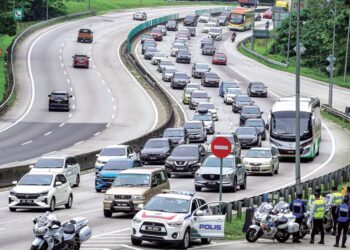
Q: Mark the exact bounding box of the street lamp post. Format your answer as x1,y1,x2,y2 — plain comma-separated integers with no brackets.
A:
251,5,257,50
327,0,337,107
46,0,49,20
344,15,350,82
286,12,292,63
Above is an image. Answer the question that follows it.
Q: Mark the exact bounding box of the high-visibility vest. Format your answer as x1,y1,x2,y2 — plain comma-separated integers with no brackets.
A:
332,192,343,206
313,199,326,219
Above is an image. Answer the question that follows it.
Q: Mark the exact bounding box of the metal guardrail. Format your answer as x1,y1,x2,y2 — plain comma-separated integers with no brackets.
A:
322,104,350,123
194,6,235,15
240,36,289,68
0,11,95,113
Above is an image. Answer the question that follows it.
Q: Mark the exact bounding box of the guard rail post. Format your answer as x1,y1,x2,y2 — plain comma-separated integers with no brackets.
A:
237,201,242,219
226,203,233,222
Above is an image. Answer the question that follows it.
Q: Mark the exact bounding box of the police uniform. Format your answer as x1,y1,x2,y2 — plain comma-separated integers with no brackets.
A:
335,202,350,247
330,192,343,233
290,198,307,242
310,198,326,244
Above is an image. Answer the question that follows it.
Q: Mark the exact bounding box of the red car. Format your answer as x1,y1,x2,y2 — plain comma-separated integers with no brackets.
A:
263,8,273,19
72,54,89,68
151,28,163,41
212,53,227,65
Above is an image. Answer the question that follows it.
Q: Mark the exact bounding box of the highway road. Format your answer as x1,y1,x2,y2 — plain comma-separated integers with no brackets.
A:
0,7,350,250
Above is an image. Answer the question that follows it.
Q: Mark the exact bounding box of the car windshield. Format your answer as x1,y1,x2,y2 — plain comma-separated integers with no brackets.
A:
172,146,198,157
230,14,244,24
144,42,155,47
227,88,241,94
18,174,53,186
245,120,264,127
215,54,226,59
185,16,195,20
199,103,215,109
112,174,150,187
79,29,91,33
103,160,133,170
184,123,202,129
178,50,191,55
52,93,67,96
146,47,157,52
252,83,265,88
143,34,152,38
185,88,195,94
206,73,218,78
175,73,188,79
34,158,64,168
203,157,234,168
173,44,185,49
236,127,256,135
271,111,312,138
145,140,169,148
196,64,209,69
236,96,251,102
218,16,226,20
242,107,260,114
168,20,176,25
202,13,210,17
245,149,271,158
161,61,173,66
100,147,125,156
192,92,208,98
187,84,199,89
193,114,212,121
210,28,221,33
211,136,234,144
157,25,165,29
144,196,190,213
165,68,176,73
203,44,215,49
223,82,238,89
164,129,184,137
154,52,166,57
152,29,162,34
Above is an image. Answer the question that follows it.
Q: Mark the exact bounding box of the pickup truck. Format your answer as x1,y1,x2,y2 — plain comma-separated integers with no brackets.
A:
77,28,93,43
239,0,259,7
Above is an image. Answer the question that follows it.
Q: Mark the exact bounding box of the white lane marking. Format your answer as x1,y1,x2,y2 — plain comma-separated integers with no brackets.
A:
106,123,111,128
61,43,64,47
111,97,114,102
63,70,67,75
93,228,130,238
44,131,52,136
67,79,71,84
112,114,115,119
61,63,64,67
97,71,101,77
107,88,111,93
60,56,62,60
21,140,32,146
92,64,96,69
94,131,101,136
69,113,72,118
101,80,106,85
59,123,65,127
74,141,84,146
72,105,76,110
59,49,62,54
72,96,75,100
113,105,116,111
90,45,93,50
118,40,159,131
69,208,99,216
70,87,73,92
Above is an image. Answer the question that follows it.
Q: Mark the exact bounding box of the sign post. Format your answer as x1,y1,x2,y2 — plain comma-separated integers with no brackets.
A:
210,137,232,210
13,8,23,21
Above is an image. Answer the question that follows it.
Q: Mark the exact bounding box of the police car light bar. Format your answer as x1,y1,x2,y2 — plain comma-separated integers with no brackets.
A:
161,189,196,196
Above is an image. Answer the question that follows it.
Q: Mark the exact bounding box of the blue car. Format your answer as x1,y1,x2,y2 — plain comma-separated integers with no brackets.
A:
95,159,142,192
219,81,240,97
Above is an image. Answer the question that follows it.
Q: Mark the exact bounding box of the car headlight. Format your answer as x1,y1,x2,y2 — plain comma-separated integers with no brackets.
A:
40,191,49,197
133,217,142,223
166,160,174,164
9,190,16,196
132,195,145,201
96,159,103,164
168,221,183,228
223,174,232,178
263,161,272,166
188,160,199,165
105,194,114,200
178,139,184,144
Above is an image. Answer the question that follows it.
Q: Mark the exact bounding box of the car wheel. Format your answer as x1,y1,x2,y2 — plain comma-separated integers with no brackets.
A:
74,174,80,187
233,108,238,113
274,163,279,174
9,207,16,212
131,238,142,246
231,178,237,192
96,189,101,193
166,172,171,178
48,197,55,212
104,209,112,218
270,167,274,176
179,228,190,249
195,186,202,192
201,238,211,244
240,175,247,190
65,194,73,209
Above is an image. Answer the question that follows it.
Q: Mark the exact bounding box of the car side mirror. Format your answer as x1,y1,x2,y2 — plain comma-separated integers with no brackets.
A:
140,146,143,149
265,124,270,130
12,181,18,185
195,210,204,216
48,94,51,97
128,153,133,158
69,95,73,98
261,111,264,114
55,181,63,187
151,182,157,188
96,154,100,157
137,204,144,210
29,164,33,169
237,164,243,169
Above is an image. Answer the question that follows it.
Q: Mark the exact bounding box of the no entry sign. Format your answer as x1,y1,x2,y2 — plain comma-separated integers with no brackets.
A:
210,137,232,158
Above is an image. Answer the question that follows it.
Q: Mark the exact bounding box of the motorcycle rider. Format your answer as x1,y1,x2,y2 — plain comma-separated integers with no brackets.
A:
290,191,307,243
310,192,326,244
231,31,237,42
334,197,350,248
328,186,343,235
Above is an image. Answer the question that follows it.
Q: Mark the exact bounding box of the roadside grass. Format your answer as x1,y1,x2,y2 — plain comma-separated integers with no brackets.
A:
224,213,245,240
64,0,232,14
0,35,14,103
321,110,350,132
239,39,350,89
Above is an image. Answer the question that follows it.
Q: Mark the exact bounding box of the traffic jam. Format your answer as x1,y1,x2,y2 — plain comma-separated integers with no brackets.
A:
7,6,327,250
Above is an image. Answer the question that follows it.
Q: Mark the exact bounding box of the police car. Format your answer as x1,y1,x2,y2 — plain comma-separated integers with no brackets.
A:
131,190,225,249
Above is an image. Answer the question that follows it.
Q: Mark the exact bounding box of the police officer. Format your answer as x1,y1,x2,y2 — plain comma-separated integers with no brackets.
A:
308,186,323,209
328,186,343,235
290,191,307,243
310,192,326,244
334,197,350,248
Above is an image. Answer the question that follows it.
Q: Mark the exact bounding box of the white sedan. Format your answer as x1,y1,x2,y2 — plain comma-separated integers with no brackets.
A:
8,172,73,212
198,13,211,23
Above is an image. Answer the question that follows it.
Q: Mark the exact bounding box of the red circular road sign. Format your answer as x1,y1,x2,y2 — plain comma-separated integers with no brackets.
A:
210,137,232,158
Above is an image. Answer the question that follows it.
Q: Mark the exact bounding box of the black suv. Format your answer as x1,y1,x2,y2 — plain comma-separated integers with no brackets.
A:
202,44,215,56
48,91,72,111
162,127,186,145
183,15,198,26
184,120,207,143
165,144,206,177
166,20,178,31
235,127,261,148
232,95,254,113
244,118,267,140
201,72,220,87
140,138,173,164
176,49,191,64
247,82,268,97
239,105,263,126
192,63,210,78
171,72,190,89
144,47,158,60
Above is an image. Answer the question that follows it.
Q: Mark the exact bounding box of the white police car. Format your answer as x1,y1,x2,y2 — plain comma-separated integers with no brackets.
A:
131,190,225,249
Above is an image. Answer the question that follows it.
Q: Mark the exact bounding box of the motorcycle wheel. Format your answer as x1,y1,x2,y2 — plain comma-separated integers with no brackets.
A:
246,228,260,243
275,231,290,243
30,242,48,250
299,223,308,239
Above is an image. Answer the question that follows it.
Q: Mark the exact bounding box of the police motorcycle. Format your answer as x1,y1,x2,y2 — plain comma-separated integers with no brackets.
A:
246,202,299,243
323,194,333,232
30,212,92,250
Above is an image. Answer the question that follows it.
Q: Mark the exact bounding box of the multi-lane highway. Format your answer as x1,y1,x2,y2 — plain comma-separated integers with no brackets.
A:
1,6,350,250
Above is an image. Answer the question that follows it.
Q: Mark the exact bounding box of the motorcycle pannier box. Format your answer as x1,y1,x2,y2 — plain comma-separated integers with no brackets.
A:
288,222,300,233
79,226,92,241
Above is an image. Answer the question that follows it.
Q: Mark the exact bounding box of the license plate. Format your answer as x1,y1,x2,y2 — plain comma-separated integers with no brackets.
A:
177,167,184,171
117,203,128,207
252,167,260,171
146,226,161,231
20,200,33,204
208,182,217,185
150,157,157,160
